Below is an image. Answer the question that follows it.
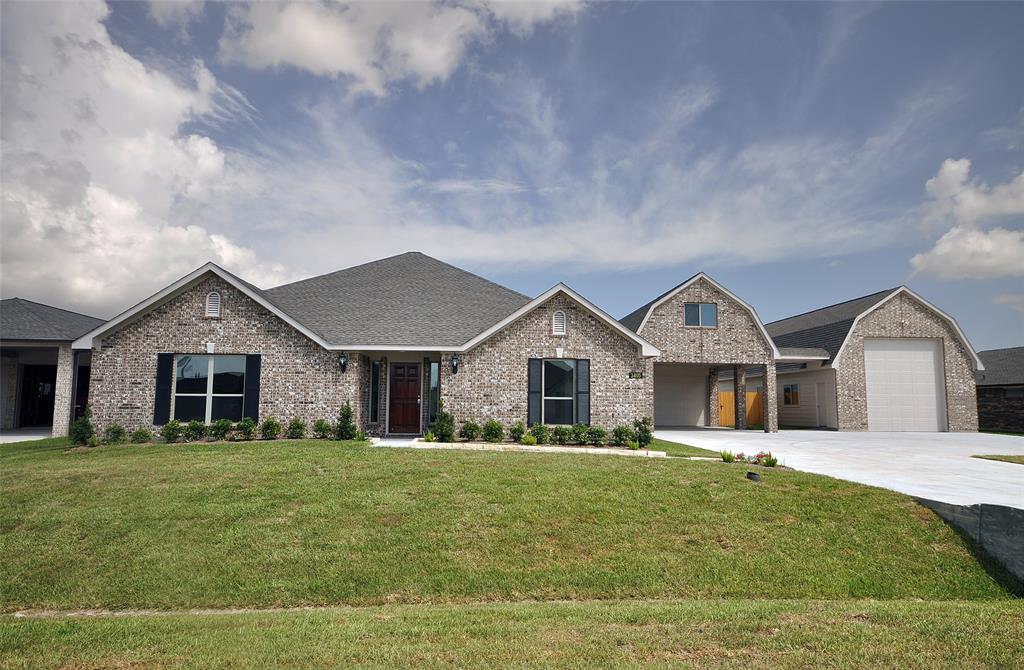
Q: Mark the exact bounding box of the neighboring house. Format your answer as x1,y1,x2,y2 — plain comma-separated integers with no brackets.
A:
763,288,982,431
0,298,105,437
975,347,1024,433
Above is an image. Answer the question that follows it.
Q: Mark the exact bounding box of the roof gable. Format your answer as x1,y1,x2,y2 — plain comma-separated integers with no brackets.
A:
1,298,105,342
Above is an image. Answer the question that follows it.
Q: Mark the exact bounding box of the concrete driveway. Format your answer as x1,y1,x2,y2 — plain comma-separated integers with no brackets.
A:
655,428,1024,509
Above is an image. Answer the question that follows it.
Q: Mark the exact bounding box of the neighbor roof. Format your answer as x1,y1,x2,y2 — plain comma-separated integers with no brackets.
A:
765,288,898,362
976,347,1024,386
0,298,105,342
264,252,531,347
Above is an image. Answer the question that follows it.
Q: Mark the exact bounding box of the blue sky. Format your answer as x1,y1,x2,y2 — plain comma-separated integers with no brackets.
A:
1,1,1022,349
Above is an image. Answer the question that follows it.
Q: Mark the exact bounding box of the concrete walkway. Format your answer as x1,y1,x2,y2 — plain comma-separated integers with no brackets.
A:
0,428,52,443
655,428,1024,509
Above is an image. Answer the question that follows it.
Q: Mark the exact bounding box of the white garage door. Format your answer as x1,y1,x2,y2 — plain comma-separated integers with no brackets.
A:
863,339,946,431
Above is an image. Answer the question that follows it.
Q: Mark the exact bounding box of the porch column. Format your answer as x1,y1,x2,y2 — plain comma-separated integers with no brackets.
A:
763,361,778,433
706,366,719,427
732,364,747,430
52,344,74,437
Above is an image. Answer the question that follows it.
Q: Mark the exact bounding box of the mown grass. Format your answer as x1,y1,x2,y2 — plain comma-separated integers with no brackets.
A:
2,599,1022,669
649,437,719,458
972,454,1024,465
1,438,1009,613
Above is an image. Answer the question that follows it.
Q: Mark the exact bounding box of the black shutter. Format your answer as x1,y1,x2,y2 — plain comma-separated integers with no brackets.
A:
244,354,261,422
527,358,542,426
576,359,590,425
153,353,173,425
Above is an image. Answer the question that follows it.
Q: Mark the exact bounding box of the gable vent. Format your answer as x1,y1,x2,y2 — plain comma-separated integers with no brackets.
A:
205,291,221,318
552,310,566,335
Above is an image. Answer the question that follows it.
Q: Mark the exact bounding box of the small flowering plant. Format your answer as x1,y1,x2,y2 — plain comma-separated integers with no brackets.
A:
722,451,778,467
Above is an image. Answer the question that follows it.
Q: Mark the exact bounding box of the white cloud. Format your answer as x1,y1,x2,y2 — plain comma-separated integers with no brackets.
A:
923,158,1024,227
147,1,205,29
0,1,284,315
218,1,583,96
910,226,1024,280
993,293,1024,314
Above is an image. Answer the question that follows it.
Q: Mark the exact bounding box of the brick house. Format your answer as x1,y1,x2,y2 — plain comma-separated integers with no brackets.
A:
10,252,981,438
975,347,1024,433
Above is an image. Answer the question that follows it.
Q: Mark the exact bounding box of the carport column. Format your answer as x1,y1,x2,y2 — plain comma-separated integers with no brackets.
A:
706,366,719,427
763,361,778,433
733,365,747,430
52,344,74,438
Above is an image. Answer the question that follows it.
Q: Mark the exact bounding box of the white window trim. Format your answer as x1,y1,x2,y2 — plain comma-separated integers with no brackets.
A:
541,359,575,425
684,302,718,329
172,355,245,424
783,383,800,407
552,310,566,336
205,291,221,318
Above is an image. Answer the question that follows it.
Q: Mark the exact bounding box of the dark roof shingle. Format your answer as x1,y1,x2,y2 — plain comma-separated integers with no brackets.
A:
976,347,1024,386
0,298,106,342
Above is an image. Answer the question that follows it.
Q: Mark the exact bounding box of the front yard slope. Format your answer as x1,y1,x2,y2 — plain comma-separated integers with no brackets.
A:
0,439,1010,612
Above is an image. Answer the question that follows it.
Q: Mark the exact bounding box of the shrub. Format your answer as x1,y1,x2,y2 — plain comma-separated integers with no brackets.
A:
102,423,127,445
130,428,153,444
529,424,549,445
312,419,333,439
355,429,368,442
423,431,436,442
235,417,257,441
161,419,184,444
762,452,779,468
720,450,735,463
627,439,640,451
551,425,572,445
587,426,608,446
571,423,589,445
86,436,101,448
459,420,481,441
286,417,307,439
335,402,357,440
208,418,233,441
260,417,282,440
69,406,94,446
431,401,455,443
184,420,206,442
509,421,526,443
521,433,538,446
611,425,634,447
482,419,504,443
633,416,653,448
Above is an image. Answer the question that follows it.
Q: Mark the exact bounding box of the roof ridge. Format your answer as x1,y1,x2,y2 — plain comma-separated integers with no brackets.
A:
765,287,899,326
2,296,105,322
416,253,532,301
266,252,422,292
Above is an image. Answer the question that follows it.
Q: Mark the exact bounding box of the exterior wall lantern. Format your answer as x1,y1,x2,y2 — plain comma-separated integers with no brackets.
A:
338,352,348,373
451,354,460,374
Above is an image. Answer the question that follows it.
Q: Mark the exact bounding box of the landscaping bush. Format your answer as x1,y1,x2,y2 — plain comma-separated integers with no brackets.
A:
762,452,779,468
69,406,94,446
102,423,127,445
571,424,589,445
355,429,368,442
521,433,537,446
286,417,307,439
335,402,357,440
208,418,233,441
235,417,257,441
312,419,333,440
720,450,735,463
551,425,572,445
422,431,436,442
529,424,549,445
130,428,153,444
587,426,607,447
161,419,184,444
627,439,640,451
184,420,206,442
611,425,634,447
86,435,101,448
509,420,526,443
482,419,504,443
633,416,653,448
260,417,282,440
431,401,455,443
459,420,481,441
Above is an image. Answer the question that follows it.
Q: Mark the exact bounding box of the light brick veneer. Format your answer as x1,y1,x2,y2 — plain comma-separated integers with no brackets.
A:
835,292,978,432
89,276,364,432
439,293,650,429
1,355,17,430
51,344,74,437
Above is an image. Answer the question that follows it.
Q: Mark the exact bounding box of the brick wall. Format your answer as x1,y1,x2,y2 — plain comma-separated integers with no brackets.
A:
835,292,979,431
89,276,364,432
977,386,1024,433
52,344,74,437
1,354,17,430
439,293,650,429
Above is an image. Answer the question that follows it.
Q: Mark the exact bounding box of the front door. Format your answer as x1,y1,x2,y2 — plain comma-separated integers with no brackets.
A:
388,363,421,434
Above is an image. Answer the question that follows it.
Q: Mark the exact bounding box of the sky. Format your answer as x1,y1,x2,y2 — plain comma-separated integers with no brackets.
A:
1,1,1022,350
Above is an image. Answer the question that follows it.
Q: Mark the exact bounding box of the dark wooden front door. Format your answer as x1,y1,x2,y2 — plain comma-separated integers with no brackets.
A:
20,364,57,427
388,363,421,434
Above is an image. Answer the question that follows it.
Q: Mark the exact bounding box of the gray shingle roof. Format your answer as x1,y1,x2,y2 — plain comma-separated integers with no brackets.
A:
778,347,830,358
766,288,898,362
619,273,701,333
1,298,106,342
976,347,1024,386
264,252,531,347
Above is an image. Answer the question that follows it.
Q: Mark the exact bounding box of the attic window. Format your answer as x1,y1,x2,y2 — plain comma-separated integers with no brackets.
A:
552,310,566,336
205,291,221,318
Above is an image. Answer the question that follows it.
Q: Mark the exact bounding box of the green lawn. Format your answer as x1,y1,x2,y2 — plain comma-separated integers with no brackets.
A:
3,599,1022,669
649,437,719,457
973,454,1024,465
